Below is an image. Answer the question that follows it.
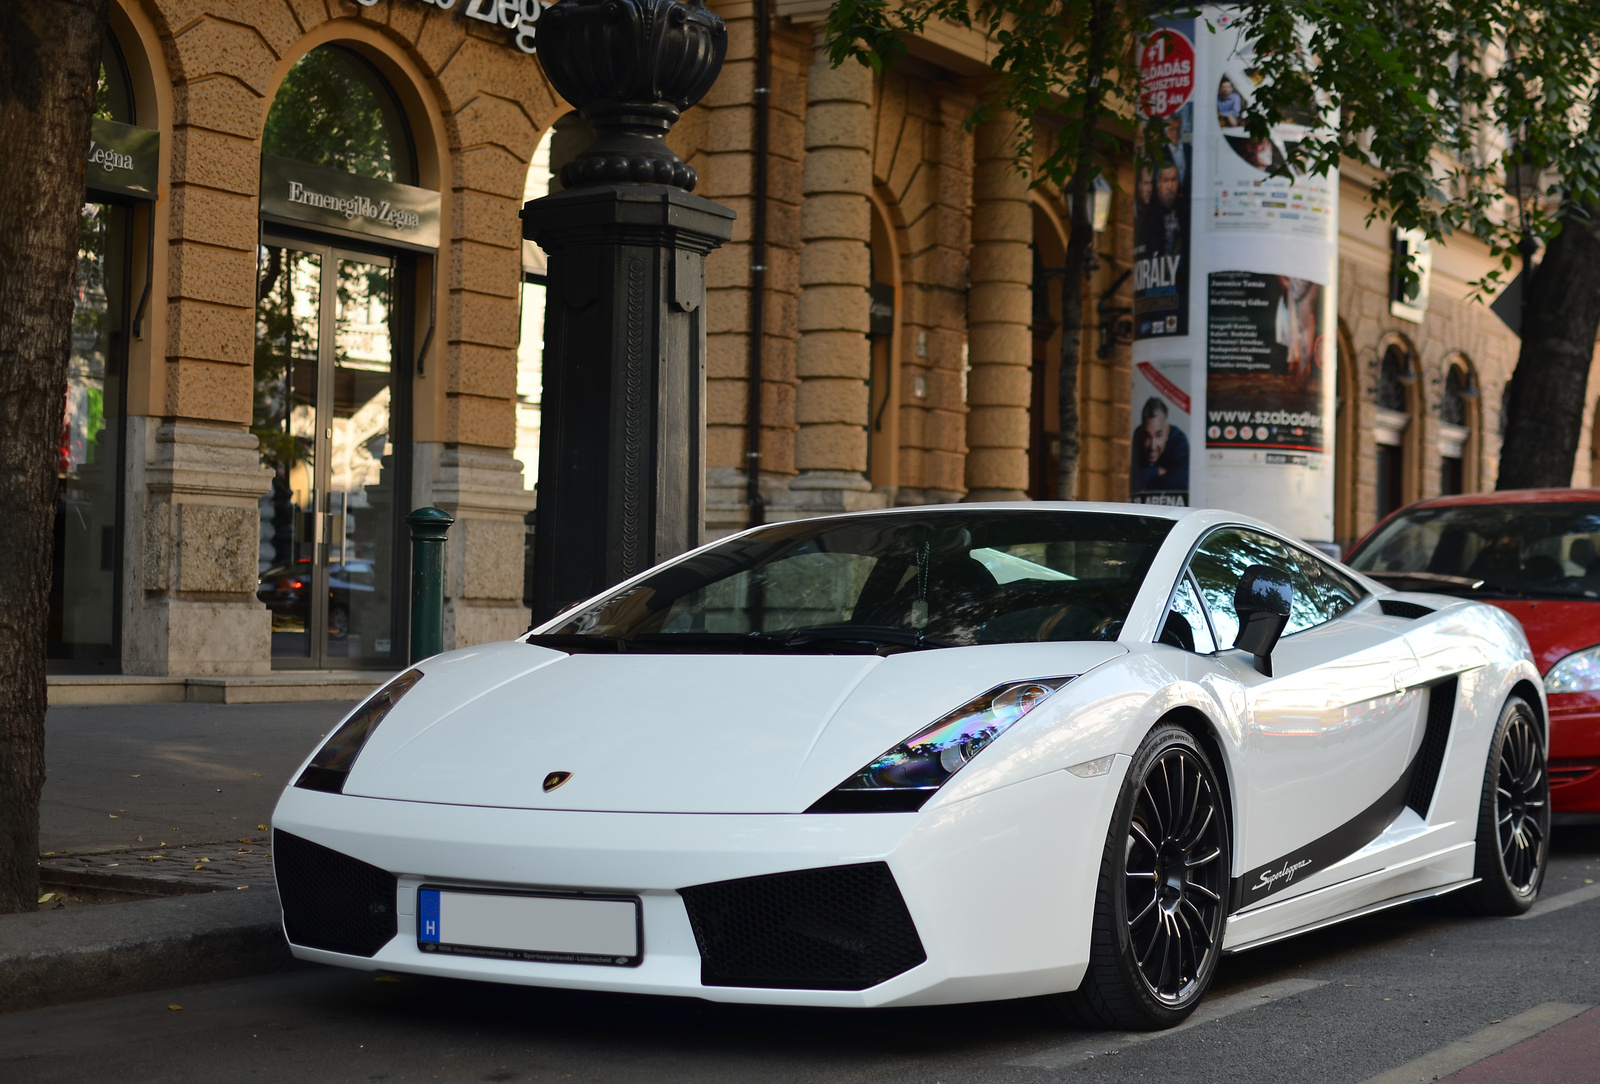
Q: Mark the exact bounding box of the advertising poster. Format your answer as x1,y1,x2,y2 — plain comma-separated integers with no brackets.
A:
1206,270,1327,456
1130,360,1192,506
1205,12,1335,240
1133,20,1195,341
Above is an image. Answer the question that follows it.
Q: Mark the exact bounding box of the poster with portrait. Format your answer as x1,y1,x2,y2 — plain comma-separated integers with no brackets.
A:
1130,360,1192,506
1133,19,1195,341
1205,270,1327,455
1203,11,1335,241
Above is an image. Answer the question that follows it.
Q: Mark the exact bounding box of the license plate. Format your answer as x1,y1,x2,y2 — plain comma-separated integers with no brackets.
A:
416,886,641,966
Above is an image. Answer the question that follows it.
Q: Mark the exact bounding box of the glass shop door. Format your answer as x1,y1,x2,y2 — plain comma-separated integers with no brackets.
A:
254,237,407,668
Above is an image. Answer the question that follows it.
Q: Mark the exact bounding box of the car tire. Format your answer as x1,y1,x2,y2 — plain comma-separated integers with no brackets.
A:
1456,695,1548,916
1056,723,1230,1030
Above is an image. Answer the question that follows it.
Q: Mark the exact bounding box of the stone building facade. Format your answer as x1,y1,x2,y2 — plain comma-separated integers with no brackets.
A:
54,0,1600,681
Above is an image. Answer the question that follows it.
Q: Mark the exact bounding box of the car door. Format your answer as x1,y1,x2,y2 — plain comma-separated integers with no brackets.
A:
1184,528,1425,910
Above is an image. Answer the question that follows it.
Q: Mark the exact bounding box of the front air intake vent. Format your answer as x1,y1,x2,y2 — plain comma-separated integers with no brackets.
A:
274,830,397,957
1381,599,1435,619
679,862,926,990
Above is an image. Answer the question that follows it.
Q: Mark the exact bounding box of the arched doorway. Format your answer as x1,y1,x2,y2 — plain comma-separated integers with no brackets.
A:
253,45,437,668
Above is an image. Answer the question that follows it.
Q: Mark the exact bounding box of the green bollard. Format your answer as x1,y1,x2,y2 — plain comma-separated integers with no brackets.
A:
406,507,454,663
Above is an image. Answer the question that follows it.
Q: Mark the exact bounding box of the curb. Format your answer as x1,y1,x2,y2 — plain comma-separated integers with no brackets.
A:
0,887,300,1013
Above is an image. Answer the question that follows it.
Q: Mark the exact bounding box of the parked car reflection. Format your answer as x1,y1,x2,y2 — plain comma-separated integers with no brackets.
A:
258,559,375,639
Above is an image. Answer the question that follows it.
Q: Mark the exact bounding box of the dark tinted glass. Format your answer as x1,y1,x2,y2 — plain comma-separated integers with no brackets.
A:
1349,502,1600,599
1189,528,1365,646
545,511,1174,649
263,46,413,183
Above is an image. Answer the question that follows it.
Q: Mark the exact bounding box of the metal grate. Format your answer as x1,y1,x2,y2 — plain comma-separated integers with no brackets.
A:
1550,759,1600,787
1381,598,1436,620
273,829,398,957
1407,677,1458,818
679,862,926,990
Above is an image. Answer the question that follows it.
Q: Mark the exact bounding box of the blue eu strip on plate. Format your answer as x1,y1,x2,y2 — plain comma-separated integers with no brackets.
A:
418,888,441,943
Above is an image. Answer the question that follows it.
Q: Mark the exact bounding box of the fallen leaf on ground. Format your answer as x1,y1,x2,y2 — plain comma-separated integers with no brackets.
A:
167,1005,181,1011
237,838,254,844
257,824,268,831
37,893,56,904
130,774,140,778
40,852,54,857
107,814,118,819
237,885,250,890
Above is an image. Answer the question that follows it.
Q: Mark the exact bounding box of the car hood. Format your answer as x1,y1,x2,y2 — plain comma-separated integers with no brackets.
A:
341,639,1125,814
1481,599,1600,673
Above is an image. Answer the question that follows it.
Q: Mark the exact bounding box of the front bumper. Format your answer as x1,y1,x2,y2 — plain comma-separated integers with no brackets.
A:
270,763,1124,1008
1550,692,1600,812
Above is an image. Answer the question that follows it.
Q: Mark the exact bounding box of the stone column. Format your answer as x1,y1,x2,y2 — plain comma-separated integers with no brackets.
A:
124,423,273,676
964,113,1033,502
775,34,887,517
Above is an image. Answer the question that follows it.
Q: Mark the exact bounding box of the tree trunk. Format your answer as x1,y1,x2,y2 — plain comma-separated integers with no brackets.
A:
0,0,109,914
1497,201,1600,490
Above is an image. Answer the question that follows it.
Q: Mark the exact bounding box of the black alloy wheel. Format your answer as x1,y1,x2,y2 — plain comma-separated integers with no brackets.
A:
1060,724,1230,1030
1459,696,1548,915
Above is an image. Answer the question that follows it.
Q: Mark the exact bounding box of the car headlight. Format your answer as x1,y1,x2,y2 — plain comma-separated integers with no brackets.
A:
295,669,423,794
1545,646,1600,694
807,677,1074,813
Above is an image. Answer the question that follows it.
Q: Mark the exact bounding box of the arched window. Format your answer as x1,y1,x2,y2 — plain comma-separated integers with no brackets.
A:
263,46,415,184
1438,359,1478,495
1374,341,1417,517
867,196,901,492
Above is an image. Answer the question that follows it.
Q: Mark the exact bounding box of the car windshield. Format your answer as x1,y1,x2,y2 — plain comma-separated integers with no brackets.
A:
536,510,1173,652
1348,502,1600,600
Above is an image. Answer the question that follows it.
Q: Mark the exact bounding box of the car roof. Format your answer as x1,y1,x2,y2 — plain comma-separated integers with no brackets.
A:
1409,487,1600,509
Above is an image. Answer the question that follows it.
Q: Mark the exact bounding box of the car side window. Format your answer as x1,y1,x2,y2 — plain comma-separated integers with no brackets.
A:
1161,573,1217,654
1289,550,1367,626
1187,528,1330,646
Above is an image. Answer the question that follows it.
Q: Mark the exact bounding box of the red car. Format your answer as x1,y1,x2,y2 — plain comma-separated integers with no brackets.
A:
1347,488,1600,818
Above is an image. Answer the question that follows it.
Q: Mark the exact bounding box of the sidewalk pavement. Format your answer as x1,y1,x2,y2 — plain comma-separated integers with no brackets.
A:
1,700,354,1012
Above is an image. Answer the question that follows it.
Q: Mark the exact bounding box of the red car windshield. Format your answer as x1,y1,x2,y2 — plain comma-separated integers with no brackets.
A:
1348,502,1600,600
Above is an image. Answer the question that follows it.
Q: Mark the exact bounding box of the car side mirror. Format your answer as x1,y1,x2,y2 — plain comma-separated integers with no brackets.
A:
1233,565,1293,677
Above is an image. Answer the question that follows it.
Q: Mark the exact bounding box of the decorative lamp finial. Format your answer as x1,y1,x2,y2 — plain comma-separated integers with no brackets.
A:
535,0,727,192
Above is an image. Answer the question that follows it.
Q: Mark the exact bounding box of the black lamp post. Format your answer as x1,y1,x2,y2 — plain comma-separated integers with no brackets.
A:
525,0,734,622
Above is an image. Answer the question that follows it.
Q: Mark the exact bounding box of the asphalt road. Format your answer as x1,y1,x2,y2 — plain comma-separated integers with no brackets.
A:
5,827,1600,1084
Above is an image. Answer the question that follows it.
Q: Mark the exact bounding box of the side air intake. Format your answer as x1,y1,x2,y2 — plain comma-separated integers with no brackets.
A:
1406,677,1458,818
679,862,926,990
1381,599,1435,619
273,830,397,957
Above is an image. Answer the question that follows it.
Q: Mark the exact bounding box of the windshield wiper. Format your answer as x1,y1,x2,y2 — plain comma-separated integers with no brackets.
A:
769,625,956,651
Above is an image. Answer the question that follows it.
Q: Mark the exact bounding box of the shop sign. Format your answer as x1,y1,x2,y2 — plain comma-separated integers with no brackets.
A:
357,0,552,55
260,155,441,251
87,117,159,201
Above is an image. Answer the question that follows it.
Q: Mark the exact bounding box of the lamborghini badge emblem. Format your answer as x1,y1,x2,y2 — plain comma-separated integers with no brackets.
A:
542,771,572,792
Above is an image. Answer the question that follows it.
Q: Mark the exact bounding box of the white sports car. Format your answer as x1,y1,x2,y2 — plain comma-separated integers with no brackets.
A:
272,503,1548,1029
